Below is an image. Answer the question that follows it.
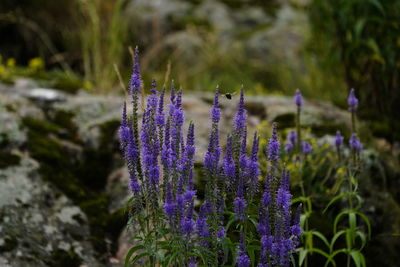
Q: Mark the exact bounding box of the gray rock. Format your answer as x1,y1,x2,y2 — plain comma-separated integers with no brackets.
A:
127,0,193,33
194,0,234,33
0,157,100,266
26,88,67,103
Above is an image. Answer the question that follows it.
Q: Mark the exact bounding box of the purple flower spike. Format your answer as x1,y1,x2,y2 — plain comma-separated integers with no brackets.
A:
335,130,344,148
181,217,195,236
294,89,303,109
349,133,363,152
348,88,359,111
156,87,165,128
237,234,250,267
301,141,312,155
234,197,246,221
291,204,302,237
164,183,175,220
119,103,130,149
151,78,157,93
211,88,221,123
217,226,226,239
130,47,141,95
129,177,141,194
285,142,293,153
234,86,247,135
223,135,236,182
204,88,221,176
289,130,297,145
268,123,280,162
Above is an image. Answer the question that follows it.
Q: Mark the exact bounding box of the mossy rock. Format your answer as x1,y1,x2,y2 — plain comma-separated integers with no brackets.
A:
22,116,124,258
48,249,82,267
0,236,18,253
274,113,295,129
0,151,20,169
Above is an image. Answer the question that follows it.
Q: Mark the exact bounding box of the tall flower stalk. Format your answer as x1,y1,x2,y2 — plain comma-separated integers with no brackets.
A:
325,88,370,267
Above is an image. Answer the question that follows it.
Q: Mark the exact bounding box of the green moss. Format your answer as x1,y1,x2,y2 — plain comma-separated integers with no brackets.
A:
22,117,61,135
170,15,211,31
0,236,18,252
49,249,82,267
0,152,20,169
48,110,81,142
274,113,295,129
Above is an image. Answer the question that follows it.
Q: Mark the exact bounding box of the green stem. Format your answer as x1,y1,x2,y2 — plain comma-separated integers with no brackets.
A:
296,107,302,153
351,111,356,134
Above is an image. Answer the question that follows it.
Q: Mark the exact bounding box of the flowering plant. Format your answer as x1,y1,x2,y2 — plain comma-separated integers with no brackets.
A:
119,49,302,266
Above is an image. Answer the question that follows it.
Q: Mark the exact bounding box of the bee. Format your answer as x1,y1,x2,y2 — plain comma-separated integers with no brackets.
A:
223,91,237,100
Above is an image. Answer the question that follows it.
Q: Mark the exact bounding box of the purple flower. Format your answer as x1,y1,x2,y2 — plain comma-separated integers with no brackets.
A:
288,130,297,146
129,177,141,194
156,87,166,128
301,141,312,155
335,130,344,149
140,89,161,192
204,89,221,175
348,88,359,111
267,123,280,162
285,142,293,153
184,189,196,202
223,135,236,183
259,235,273,266
181,217,195,236
119,103,130,149
189,258,198,267
258,205,270,236
247,132,260,198
164,183,175,220
217,226,225,239
349,133,363,152
211,88,221,123
237,235,250,267
130,47,141,95
276,186,291,213
234,197,246,221
291,204,302,238
294,89,303,109
234,87,247,138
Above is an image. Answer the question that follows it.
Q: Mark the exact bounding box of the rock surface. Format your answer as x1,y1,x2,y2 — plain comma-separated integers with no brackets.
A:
1,81,399,266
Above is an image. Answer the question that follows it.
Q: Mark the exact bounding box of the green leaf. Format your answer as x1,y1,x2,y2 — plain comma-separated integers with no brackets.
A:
355,211,372,238
355,230,367,250
350,250,367,267
130,252,152,266
299,248,307,266
349,212,357,245
125,245,145,267
310,230,330,248
333,210,349,233
308,248,335,265
368,0,385,15
330,230,346,252
324,193,356,213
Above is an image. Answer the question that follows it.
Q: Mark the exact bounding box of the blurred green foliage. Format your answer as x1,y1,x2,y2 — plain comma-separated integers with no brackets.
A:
309,0,400,142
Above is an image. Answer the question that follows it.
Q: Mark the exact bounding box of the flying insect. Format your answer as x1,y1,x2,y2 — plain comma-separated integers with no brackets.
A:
223,91,237,100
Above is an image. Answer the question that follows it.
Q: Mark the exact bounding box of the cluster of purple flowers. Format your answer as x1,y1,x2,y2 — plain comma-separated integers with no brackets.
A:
258,127,302,267
334,89,363,160
284,89,313,157
119,49,301,266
